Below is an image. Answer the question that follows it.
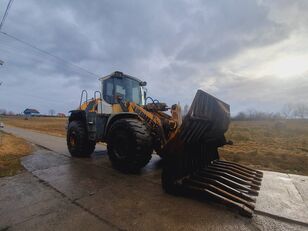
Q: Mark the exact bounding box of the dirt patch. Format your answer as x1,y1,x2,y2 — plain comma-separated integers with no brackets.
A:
0,131,33,177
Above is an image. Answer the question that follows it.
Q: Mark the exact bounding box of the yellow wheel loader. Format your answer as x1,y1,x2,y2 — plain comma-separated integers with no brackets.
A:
67,71,263,217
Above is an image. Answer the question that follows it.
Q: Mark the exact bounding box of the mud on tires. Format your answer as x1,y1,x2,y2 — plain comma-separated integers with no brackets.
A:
107,118,153,173
67,120,95,157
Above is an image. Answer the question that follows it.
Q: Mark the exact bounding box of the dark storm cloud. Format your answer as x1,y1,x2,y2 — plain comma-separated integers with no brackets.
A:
0,0,307,114
175,1,287,63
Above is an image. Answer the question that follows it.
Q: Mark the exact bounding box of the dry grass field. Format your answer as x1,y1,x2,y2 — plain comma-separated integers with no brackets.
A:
2,116,67,137
221,120,308,175
0,131,33,177
1,116,308,175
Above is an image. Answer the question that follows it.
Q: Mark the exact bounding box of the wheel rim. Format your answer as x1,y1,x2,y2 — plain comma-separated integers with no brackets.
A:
69,131,77,147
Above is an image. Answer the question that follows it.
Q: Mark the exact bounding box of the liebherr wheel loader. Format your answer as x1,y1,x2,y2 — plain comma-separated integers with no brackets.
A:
67,71,263,217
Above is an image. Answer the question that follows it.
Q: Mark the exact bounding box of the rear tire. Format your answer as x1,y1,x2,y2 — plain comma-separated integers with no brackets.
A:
107,118,153,173
67,121,95,157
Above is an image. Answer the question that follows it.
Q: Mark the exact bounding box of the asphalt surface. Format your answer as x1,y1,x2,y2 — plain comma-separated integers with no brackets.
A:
1,126,308,230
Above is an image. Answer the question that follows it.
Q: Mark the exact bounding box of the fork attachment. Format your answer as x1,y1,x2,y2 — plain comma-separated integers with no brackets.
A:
161,90,263,217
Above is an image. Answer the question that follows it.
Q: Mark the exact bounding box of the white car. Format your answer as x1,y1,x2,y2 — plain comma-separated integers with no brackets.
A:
0,122,4,128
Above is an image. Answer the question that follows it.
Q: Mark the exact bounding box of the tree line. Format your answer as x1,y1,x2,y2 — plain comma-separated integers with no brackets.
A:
233,103,308,121
0,108,61,116
0,109,15,116
1,103,307,120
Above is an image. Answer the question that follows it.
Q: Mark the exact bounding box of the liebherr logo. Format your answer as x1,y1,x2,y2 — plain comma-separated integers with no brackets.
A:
132,105,159,131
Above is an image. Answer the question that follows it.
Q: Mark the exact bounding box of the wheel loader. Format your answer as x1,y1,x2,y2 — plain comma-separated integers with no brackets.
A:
67,71,263,217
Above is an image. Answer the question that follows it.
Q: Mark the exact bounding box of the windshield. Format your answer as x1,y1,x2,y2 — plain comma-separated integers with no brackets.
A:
103,77,143,105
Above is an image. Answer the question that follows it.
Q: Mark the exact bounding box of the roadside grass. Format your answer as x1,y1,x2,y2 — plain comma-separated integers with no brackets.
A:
220,120,308,175
0,131,33,177
2,116,67,137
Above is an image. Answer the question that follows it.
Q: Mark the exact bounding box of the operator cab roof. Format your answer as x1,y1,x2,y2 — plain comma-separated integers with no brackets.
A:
99,71,146,86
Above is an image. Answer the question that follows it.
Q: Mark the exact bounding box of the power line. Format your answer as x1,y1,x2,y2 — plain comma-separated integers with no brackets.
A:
0,1,100,79
0,44,97,78
0,0,14,31
0,31,100,78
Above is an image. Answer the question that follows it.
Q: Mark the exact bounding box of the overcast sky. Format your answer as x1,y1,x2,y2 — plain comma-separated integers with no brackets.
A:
0,0,308,115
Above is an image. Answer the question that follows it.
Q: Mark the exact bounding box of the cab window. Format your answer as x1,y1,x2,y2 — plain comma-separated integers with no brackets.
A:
103,77,142,105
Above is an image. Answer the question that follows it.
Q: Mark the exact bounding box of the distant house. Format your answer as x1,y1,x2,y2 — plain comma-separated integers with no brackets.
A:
24,108,40,116
57,113,66,117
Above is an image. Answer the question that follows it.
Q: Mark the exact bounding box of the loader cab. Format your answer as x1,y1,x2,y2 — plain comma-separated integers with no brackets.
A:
100,71,147,113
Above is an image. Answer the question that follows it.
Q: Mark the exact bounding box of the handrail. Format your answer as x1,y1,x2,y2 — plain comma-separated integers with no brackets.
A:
80,90,88,108
94,90,103,113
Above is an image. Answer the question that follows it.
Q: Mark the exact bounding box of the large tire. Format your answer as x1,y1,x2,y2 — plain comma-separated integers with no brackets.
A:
67,121,95,157
107,118,153,173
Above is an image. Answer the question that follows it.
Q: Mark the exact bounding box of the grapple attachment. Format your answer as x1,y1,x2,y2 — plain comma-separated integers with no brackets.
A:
161,90,263,217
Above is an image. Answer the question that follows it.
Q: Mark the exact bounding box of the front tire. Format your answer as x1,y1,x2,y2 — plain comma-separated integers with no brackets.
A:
107,118,153,173
67,121,95,157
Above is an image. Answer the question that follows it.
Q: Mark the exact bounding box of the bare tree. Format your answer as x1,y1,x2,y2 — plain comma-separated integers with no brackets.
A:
281,103,294,119
0,109,7,115
293,104,308,119
233,112,247,120
233,110,283,121
49,109,55,116
246,109,257,120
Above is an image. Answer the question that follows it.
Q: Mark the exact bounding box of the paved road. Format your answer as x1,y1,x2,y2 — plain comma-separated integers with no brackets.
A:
1,126,308,230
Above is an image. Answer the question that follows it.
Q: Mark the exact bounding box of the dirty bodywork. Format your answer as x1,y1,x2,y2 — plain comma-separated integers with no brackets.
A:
67,71,263,217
